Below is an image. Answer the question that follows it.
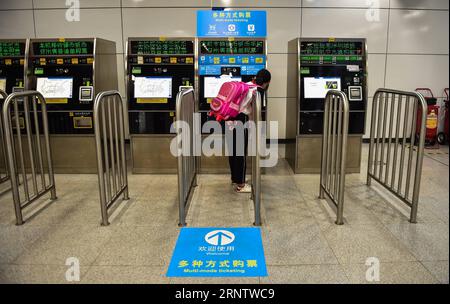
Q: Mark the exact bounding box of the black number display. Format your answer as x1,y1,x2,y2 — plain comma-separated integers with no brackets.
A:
200,40,264,54
300,41,364,56
0,42,25,57
130,40,194,55
33,41,94,56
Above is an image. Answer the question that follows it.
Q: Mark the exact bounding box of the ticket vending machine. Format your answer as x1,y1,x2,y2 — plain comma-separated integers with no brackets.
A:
126,38,195,173
286,38,367,173
197,38,267,172
27,38,117,173
0,39,28,174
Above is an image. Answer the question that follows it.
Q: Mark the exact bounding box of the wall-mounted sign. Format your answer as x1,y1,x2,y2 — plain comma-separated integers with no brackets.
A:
197,10,267,38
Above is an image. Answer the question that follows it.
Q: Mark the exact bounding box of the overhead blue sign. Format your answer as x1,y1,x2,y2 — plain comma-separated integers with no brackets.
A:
167,227,267,277
197,10,267,37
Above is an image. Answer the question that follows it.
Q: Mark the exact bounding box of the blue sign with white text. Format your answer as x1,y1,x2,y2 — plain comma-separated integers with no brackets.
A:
167,227,267,277
197,10,267,37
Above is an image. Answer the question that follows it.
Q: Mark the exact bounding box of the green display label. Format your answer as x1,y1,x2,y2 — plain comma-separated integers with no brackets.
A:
131,40,193,55
132,67,142,74
200,40,264,55
33,41,93,56
300,67,310,74
0,42,24,57
34,68,44,75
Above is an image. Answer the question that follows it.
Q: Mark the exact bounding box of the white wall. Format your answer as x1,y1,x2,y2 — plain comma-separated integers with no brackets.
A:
1,0,449,139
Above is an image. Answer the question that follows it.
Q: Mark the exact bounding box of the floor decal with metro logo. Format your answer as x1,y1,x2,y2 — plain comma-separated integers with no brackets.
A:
167,227,267,277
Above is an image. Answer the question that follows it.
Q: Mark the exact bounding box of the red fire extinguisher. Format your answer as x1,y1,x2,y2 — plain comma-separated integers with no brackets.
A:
415,88,439,146
437,88,449,145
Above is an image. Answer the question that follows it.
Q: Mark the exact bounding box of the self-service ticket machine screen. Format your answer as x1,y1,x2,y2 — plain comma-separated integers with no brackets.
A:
198,38,267,130
126,38,195,173
127,38,195,134
299,39,366,134
27,38,117,173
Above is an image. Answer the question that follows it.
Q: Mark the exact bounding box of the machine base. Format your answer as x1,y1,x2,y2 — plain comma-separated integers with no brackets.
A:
131,135,177,174
287,135,362,174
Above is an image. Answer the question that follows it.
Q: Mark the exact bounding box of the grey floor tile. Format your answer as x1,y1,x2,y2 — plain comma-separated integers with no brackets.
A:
118,198,179,227
13,224,114,266
322,225,417,264
83,265,170,284
262,264,349,284
382,221,449,262
262,222,339,266
421,261,449,284
342,262,438,284
0,225,50,264
0,264,89,284
93,226,179,266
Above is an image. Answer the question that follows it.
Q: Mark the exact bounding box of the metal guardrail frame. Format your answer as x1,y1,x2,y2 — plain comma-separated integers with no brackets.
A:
94,90,129,226
319,90,349,225
367,89,427,223
176,88,198,227
0,89,9,184
2,91,57,225
250,91,262,226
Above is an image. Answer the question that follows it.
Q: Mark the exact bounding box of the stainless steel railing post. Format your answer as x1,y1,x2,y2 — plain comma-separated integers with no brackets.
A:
252,91,262,226
176,88,197,227
319,90,349,225
366,89,427,223
0,89,9,185
2,91,57,225
94,91,129,226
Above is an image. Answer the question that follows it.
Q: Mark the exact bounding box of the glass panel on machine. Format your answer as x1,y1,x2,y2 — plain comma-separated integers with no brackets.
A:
36,77,73,98
304,77,341,99
134,76,172,98
203,76,242,98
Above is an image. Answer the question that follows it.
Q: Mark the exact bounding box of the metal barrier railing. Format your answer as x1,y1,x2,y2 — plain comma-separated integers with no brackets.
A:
367,89,427,223
250,91,262,226
0,89,9,184
94,90,129,226
2,91,57,225
319,90,349,225
176,88,198,227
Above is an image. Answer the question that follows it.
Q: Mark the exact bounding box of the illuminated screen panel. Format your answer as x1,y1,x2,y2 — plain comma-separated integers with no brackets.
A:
303,77,341,99
134,77,172,98
36,77,73,98
203,76,242,98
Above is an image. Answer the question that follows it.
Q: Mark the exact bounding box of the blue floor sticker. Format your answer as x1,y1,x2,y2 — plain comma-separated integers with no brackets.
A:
167,227,267,277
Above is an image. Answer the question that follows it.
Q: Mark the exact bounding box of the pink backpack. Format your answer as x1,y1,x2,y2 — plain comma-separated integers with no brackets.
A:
209,81,258,122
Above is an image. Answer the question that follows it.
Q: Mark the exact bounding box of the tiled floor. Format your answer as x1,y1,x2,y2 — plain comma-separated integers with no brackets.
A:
0,144,448,284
